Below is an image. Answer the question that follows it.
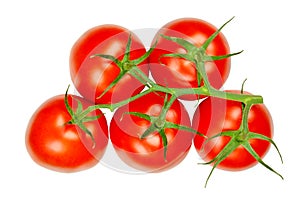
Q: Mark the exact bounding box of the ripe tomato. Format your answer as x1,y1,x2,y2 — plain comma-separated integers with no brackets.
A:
25,95,108,172
69,25,148,104
192,90,273,170
149,18,231,100
110,92,193,172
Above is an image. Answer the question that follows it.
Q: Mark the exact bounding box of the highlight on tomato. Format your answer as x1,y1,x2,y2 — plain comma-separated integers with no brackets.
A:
149,18,231,100
25,94,109,172
69,24,149,105
109,92,193,172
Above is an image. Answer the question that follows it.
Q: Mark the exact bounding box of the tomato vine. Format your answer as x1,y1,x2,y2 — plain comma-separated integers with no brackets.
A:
64,17,283,186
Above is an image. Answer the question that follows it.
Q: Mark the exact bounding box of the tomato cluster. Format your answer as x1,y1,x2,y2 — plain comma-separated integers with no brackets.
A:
25,18,283,186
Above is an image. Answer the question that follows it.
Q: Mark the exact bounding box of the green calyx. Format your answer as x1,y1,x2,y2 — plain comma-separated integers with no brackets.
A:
160,17,243,88
200,130,284,188
90,34,157,100
64,85,103,148
122,93,206,161
123,111,206,161
199,101,283,188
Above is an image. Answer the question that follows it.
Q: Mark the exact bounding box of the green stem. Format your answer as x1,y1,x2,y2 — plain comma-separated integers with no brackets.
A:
129,67,156,87
86,88,154,113
130,66,263,106
158,94,177,122
163,95,177,115
208,88,263,104
240,103,251,133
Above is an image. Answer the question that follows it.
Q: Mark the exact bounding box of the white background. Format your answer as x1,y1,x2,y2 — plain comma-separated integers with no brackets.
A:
0,0,298,198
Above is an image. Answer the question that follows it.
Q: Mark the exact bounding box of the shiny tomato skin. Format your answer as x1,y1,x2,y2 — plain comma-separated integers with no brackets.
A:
70,25,148,104
149,18,231,100
25,95,108,172
110,92,193,172
192,90,273,171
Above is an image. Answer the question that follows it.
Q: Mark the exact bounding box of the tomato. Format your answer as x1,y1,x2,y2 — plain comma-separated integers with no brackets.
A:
110,92,193,172
149,18,231,100
25,95,108,172
192,90,273,171
69,24,148,104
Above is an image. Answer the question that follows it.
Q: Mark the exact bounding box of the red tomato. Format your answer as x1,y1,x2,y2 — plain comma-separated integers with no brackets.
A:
69,25,148,104
149,18,231,100
192,90,273,170
25,95,108,172
110,92,193,172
